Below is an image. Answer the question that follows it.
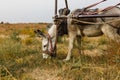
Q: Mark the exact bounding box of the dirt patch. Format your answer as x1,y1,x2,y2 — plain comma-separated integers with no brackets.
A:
0,34,9,38
83,49,104,57
0,34,30,39
30,68,62,80
18,35,30,40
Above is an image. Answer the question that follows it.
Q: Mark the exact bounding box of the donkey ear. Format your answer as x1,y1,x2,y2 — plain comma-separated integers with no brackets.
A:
34,29,46,38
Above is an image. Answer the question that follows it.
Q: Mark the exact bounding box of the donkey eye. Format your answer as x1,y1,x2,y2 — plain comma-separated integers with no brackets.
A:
43,45,47,48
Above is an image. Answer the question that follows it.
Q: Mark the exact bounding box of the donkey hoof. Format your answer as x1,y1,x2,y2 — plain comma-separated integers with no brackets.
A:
63,58,70,61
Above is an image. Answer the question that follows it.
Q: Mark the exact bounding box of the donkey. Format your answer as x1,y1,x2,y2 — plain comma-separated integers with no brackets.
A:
65,7,120,61
35,7,120,60
34,24,57,58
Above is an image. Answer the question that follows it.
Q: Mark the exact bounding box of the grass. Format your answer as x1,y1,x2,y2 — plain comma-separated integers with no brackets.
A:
0,23,120,80
0,37,42,79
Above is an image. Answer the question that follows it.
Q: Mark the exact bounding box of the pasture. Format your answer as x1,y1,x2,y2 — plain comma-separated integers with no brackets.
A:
0,23,120,80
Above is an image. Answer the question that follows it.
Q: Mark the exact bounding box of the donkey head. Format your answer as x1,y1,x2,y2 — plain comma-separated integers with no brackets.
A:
34,26,56,59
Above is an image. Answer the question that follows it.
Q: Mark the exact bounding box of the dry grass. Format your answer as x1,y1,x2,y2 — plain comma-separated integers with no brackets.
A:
0,23,48,35
0,23,120,80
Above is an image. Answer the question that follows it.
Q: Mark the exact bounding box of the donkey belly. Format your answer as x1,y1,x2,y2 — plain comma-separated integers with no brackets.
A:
83,25,103,37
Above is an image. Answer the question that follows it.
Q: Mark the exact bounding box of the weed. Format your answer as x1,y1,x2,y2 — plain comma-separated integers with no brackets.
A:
10,30,21,41
22,37,34,45
98,36,108,45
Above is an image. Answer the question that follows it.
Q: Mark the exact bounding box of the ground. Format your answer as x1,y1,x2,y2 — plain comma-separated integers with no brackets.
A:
0,23,120,80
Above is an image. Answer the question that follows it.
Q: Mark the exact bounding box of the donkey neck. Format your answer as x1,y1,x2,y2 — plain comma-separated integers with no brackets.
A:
48,24,57,37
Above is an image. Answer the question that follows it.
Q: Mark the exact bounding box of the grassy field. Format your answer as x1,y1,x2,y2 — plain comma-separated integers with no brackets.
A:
0,23,120,80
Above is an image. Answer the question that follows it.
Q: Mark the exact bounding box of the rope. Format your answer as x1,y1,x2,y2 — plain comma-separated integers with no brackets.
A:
72,18,120,25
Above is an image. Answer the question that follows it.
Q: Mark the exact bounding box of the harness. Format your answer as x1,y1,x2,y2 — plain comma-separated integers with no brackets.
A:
43,33,56,57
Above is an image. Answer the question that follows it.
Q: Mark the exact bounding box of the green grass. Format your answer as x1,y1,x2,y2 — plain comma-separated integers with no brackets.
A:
0,35,42,79
0,29,120,80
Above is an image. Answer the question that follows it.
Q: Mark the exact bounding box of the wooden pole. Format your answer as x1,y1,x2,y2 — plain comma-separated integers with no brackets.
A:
77,14,120,18
65,0,68,9
84,0,107,10
55,0,58,16
54,14,120,19
54,0,58,57
101,3,120,12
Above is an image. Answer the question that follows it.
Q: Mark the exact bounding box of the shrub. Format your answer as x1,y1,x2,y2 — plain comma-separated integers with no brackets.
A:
20,28,35,37
0,39,22,65
98,37,108,45
10,30,21,41
22,37,34,45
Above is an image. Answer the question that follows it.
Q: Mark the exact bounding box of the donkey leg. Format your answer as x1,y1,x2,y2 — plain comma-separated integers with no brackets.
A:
76,35,83,54
64,32,76,61
101,24,120,43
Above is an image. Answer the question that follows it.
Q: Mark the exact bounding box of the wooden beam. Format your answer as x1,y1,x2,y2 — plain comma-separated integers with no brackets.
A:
54,14,120,19
55,0,58,16
65,0,68,9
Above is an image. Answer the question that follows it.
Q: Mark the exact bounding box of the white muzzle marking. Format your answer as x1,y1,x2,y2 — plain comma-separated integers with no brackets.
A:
42,53,49,59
